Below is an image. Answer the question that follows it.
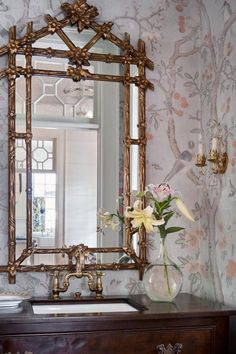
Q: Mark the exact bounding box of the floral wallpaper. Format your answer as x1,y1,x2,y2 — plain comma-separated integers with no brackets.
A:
198,0,236,306
0,0,235,310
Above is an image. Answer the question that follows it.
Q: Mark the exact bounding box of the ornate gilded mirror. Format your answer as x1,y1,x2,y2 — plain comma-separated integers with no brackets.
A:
0,0,153,283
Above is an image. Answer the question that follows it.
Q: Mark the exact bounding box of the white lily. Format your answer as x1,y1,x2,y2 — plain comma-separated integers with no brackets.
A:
97,210,120,231
175,198,195,222
125,200,165,233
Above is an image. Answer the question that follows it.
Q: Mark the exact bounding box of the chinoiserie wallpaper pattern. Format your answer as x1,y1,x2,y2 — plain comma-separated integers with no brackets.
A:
0,0,235,305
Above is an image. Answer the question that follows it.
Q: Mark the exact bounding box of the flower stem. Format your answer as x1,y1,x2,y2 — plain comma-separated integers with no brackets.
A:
162,237,172,297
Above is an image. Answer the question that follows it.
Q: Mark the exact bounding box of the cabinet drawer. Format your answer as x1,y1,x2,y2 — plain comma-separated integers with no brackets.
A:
0,327,215,354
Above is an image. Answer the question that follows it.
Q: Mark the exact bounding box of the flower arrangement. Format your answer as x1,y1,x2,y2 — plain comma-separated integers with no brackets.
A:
98,182,194,240
98,183,194,301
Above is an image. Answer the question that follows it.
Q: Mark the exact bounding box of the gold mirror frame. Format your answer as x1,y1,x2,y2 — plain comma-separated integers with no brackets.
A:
0,0,153,283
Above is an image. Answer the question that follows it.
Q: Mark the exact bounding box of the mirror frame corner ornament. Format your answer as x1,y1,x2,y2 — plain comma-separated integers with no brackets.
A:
0,0,154,283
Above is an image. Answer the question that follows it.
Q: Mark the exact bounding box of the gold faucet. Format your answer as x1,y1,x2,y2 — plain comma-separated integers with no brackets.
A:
51,244,104,300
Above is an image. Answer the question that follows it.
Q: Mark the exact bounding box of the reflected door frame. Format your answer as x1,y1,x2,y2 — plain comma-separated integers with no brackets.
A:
32,128,64,251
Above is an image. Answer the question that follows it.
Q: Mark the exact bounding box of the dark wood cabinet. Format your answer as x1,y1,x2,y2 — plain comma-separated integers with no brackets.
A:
0,326,222,354
0,294,235,354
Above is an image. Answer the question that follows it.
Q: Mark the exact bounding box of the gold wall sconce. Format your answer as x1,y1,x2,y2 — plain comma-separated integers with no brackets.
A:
196,137,228,175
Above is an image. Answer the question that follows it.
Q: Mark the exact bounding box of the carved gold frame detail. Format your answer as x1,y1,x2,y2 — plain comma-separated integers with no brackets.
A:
0,0,154,283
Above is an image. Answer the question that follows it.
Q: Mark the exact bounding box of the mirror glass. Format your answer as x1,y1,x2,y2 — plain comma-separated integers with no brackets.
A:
14,27,127,265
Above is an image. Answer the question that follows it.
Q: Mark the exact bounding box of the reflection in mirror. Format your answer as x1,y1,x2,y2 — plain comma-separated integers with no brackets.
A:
130,67,139,141
15,28,124,265
130,144,139,195
1,0,154,282
15,140,27,256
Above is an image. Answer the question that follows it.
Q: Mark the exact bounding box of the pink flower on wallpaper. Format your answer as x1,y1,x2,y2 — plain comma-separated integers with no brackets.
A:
185,261,208,279
173,93,189,117
179,96,189,108
186,261,199,274
176,1,188,13
146,131,154,141
202,64,213,81
185,229,203,249
173,108,184,117
221,97,231,113
217,222,228,249
226,260,236,279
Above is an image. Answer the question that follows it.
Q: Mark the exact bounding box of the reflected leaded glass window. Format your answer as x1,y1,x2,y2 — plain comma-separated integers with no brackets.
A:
16,138,55,172
16,56,95,120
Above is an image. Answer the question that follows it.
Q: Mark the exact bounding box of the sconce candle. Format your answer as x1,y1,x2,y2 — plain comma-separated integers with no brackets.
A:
195,136,228,174
211,137,218,151
196,136,206,170
198,143,204,156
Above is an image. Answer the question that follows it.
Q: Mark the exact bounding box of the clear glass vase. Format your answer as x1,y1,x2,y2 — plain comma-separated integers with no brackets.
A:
143,236,183,302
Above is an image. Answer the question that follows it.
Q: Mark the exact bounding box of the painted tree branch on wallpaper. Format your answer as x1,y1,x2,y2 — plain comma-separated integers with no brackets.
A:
150,0,236,302
199,1,236,303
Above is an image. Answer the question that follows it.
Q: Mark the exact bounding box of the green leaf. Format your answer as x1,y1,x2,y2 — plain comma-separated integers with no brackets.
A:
159,200,169,208
154,202,162,214
165,226,185,234
159,199,171,212
153,211,160,220
157,225,167,238
164,211,174,224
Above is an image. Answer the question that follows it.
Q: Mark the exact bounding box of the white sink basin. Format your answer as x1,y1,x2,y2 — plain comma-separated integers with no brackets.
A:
32,302,139,315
